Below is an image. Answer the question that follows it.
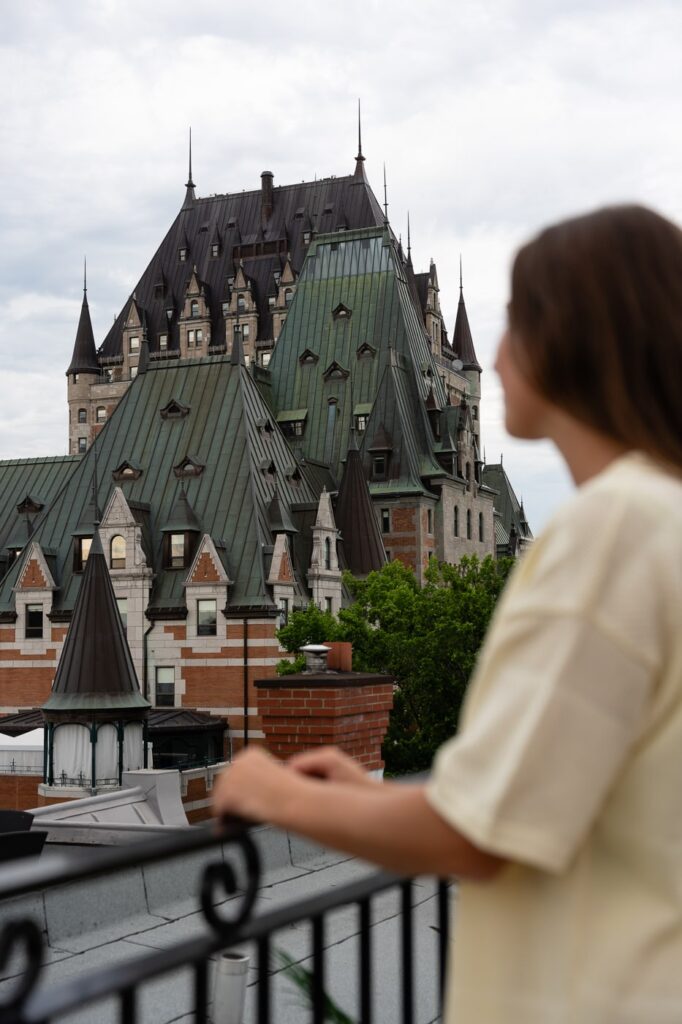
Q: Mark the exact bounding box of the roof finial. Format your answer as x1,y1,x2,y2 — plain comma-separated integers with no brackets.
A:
459,254,463,293
183,127,196,209
383,163,388,223
83,256,87,296
356,98,364,161
187,126,194,188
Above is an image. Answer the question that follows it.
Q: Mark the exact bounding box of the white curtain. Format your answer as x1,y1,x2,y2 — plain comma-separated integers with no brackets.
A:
96,724,118,782
53,723,91,784
123,723,144,770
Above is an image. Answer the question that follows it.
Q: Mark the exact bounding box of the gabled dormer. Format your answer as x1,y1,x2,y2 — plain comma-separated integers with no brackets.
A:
307,489,342,615
224,261,258,362
122,295,146,381
112,460,143,482
179,267,211,358
174,454,205,479
275,254,297,311
15,541,57,646
323,360,350,382
160,399,190,420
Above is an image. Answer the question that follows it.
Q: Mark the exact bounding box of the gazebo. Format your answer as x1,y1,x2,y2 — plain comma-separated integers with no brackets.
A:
42,531,150,792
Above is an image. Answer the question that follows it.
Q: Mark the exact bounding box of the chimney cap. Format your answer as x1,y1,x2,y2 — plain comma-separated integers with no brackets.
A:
261,170,274,179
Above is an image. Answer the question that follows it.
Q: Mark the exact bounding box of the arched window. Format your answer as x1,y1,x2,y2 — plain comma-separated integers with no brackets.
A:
110,535,126,569
284,288,293,307
324,537,331,570
454,506,459,537
466,509,472,540
96,406,106,423
190,299,199,318
78,408,87,424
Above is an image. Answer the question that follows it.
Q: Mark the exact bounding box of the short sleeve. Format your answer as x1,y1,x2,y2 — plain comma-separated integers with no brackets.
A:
426,607,656,872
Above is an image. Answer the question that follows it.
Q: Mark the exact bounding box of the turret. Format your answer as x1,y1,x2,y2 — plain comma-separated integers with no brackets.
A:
67,261,100,455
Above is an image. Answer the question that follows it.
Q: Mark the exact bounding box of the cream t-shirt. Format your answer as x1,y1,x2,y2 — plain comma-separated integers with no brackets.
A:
426,452,682,1024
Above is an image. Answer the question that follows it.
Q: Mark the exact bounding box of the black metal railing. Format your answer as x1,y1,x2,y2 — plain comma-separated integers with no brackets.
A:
0,821,450,1024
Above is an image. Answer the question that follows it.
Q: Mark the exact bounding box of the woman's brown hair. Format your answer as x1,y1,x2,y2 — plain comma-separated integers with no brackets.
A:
509,205,682,469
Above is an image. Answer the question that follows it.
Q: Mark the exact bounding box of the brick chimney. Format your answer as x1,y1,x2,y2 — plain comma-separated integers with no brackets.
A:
261,171,274,228
256,652,394,772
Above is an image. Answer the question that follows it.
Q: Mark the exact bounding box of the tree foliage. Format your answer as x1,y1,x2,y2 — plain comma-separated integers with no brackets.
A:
276,555,514,774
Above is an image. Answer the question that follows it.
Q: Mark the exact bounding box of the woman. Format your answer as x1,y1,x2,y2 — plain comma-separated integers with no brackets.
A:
212,205,682,1022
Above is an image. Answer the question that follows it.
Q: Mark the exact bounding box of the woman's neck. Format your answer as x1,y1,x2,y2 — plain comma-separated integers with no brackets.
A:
548,414,631,486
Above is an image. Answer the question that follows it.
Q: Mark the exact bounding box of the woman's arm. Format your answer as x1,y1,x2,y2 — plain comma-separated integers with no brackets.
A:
211,747,505,880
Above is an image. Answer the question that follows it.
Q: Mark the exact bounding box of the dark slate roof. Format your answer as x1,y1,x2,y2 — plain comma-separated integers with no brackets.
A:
0,456,79,576
266,226,447,491
482,463,534,551
452,287,481,372
67,291,100,375
0,707,222,735
98,165,385,359
335,439,387,576
0,357,318,616
43,531,149,715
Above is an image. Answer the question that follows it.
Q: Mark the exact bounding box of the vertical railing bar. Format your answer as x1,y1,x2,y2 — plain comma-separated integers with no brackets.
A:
257,934,271,1024
312,914,325,1024
120,985,136,1023
401,880,414,1024
437,879,450,1009
359,897,372,1024
194,959,208,1024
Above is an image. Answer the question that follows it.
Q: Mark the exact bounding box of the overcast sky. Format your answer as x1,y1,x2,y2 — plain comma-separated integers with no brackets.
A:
1,0,680,532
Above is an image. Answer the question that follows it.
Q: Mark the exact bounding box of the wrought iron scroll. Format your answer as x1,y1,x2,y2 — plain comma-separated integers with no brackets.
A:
0,918,43,1020
200,829,261,940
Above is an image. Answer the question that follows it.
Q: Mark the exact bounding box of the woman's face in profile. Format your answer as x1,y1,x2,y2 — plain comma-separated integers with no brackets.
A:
495,327,552,441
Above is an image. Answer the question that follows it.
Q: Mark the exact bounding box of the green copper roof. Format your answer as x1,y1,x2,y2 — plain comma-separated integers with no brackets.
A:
0,456,80,575
266,226,448,490
0,357,317,616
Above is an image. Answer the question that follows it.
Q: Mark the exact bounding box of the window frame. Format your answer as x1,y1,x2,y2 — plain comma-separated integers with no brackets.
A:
78,408,87,424
110,535,126,570
25,604,43,640
197,598,218,637
155,666,175,707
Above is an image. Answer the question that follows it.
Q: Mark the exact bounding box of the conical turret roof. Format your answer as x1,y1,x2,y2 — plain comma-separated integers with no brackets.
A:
161,486,201,533
335,438,387,577
67,282,99,376
43,531,149,714
452,283,481,372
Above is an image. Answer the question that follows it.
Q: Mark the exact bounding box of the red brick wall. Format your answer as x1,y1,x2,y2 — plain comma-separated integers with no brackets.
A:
258,683,394,771
0,774,42,810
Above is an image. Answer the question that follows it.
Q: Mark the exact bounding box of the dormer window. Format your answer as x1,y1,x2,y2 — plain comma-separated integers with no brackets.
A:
129,336,140,353
237,294,246,313
323,361,350,382
160,399,190,420
169,533,185,569
74,536,92,573
210,243,220,258
355,414,368,433
25,605,43,640
284,288,293,307
112,460,143,482
332,303,351,321
303,231,311,245
179,247,188,262
372,455,387,479
299,349,318,365
190,300,200,318
357,342,376,359
174,455,205,478
110,535,126,569
158,333,168,350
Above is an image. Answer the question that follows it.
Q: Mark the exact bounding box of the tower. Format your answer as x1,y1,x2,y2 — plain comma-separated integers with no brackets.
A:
66,262,100,455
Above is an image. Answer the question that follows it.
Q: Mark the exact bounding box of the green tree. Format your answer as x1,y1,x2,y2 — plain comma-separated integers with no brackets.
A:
276,556,514,774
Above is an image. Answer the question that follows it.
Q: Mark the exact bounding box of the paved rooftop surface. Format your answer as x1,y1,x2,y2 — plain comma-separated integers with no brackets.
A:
0,826,449,1023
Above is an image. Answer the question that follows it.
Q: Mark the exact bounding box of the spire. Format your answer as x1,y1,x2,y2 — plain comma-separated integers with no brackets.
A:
382,163,389,223
43,530,149,714
353,98,366,179
267,485,298,535
183,127,196,209
66,260,99,376
335,442,387,577
452,268,482,373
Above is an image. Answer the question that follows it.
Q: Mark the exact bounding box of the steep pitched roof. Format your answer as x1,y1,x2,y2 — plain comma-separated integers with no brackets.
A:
98,166,385,360
0,357,317,616
42,531,149,714
452,287,481,372
335,437,387,576
266,226,447,486
482,463,534,551
67,290,100,375
0,456,79,579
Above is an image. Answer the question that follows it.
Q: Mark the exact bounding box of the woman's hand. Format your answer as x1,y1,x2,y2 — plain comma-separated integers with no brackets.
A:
287,746,377,786
212,747,303,824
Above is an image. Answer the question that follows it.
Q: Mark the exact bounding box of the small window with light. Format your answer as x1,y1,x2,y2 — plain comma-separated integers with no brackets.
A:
74,536,92,573
110,535,126,569
169,533,185,569
355,414,368,433
197,598,217,636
